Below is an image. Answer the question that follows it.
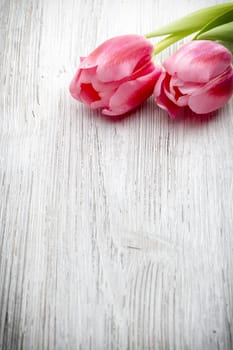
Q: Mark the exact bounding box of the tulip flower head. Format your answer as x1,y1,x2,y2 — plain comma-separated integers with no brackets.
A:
153,40,233,118
70,35,161,116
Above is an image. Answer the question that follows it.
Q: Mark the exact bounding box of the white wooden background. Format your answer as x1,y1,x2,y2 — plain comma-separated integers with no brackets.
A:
0,0,233,349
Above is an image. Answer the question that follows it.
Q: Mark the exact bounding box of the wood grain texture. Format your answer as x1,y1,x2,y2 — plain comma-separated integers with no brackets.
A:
0,0,233,349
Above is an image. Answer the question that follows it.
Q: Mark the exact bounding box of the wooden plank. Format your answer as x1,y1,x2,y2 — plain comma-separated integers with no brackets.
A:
0,0,232,349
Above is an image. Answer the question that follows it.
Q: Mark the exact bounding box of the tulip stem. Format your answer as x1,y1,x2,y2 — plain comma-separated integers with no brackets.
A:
152,31,194,55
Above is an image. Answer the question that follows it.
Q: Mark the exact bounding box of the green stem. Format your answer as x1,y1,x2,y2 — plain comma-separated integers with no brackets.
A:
152,31,194,55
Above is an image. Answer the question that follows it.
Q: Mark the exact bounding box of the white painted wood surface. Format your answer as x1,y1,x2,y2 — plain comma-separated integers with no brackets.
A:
0,0,233,349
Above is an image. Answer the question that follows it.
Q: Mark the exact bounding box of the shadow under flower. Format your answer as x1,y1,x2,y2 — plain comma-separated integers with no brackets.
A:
161,106,222,129
80,99,226,129
175,106,218,121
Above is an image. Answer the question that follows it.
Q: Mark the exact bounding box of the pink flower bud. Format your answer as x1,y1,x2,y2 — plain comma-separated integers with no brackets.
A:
153,40,233,118
70,35,161,116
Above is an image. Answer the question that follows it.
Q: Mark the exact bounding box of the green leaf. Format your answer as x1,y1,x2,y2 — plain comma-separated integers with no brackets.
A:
194,8,233,39
196,21,233,42
145,2,233,38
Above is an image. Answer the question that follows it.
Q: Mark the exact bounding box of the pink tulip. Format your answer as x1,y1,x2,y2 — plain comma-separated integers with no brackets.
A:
70,35,161,116
153,40,233,118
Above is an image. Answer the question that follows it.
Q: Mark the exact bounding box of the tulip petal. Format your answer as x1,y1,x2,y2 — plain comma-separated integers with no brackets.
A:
188,69,233,114
80,83,101,105
70,35,163,115
69,67,98,102
87,35,154,83
155,84,181,118
164,40,232,83
102,69,160,116
69,69,83,100
79,35,154,83
178,81,205,94
153,71,166,95
160,74,188,107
